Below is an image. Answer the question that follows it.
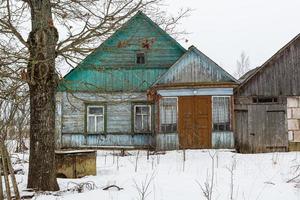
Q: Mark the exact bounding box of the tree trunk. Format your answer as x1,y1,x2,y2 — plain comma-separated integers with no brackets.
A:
27,0,59,191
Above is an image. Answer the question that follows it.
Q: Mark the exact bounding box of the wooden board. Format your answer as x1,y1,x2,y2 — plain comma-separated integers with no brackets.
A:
55,150,96,178
234,104,288,153
178,96,212,149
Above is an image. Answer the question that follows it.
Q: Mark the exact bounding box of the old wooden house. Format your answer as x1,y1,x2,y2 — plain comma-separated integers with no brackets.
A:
235,33,300,153
55,11,238,150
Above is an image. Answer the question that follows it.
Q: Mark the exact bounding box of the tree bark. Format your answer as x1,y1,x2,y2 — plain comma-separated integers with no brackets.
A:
27,0,59,191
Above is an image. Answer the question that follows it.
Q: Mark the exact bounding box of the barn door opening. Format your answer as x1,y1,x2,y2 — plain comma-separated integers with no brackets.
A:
178,96,212,149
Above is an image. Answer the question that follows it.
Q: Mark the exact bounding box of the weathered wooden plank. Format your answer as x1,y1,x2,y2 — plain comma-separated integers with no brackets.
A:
212,131,234,149
156,46,237,85
156,133,179,150
61,133,152,148
234,103,288,153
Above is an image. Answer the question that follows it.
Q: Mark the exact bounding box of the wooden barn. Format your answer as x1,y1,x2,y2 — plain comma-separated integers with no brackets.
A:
235,33,300,153
55,11,238,150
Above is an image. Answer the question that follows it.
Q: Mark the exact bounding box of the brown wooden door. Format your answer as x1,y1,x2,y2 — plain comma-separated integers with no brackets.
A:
178,96,212,149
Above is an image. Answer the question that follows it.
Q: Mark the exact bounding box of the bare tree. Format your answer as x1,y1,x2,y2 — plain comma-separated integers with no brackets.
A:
133,172,155,200
235,51,250,79
197,151,217,200
0,0,190,191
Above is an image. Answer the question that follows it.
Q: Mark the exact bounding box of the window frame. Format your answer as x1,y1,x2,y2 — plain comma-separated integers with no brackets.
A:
252,96,278,104
85,103,107,134
132,103,152,133
212,96,232,132
136,52,146,64
159,97,178,133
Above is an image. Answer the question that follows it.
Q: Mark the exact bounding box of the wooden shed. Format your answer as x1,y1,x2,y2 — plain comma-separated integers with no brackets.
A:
235,33,300,153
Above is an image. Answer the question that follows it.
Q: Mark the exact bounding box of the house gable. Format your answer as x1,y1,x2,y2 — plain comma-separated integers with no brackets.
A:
154,46,237,86
58,11,186,92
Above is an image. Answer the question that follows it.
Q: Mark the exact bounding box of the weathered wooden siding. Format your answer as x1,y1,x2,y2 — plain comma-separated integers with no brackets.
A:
62,134,152,148
156,46,237,85
58,12,186,92
235,35,300,153
155,133,179,150
212,132,234,149
56,91,153,148
236,36,300,96
61,92,146,133
155,132,234,150
235,102,288,153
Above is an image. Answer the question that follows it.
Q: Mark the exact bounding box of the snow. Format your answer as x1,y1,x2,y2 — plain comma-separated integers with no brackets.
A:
10,149,300,200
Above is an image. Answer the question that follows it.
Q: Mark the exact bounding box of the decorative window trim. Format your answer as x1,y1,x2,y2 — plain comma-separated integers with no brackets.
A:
212,96,232,132
131,102,153,134
85,103,107,134
159,97,178,133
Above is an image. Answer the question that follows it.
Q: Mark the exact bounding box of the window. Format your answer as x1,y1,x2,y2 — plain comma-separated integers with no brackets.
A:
136,52,145,64
212,97,231,131
87,106,104,133
160,98,177,132
134,105,151,132
253,97,278,103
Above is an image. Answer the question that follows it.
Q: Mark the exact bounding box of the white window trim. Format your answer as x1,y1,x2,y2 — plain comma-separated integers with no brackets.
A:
134,105,152,132
87,105,105,133
212,96,231,131
160,97,178,132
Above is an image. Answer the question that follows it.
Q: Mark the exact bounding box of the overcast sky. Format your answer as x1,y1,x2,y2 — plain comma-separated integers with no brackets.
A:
166,0,300,75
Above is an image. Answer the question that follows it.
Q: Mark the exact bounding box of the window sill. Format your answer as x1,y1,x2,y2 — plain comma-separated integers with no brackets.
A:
133,132,153,135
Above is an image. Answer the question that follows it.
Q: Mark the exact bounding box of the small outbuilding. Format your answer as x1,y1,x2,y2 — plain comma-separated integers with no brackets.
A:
234,33,300,153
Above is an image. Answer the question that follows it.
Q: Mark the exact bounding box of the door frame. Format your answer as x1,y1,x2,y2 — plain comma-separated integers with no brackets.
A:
178,96,212,149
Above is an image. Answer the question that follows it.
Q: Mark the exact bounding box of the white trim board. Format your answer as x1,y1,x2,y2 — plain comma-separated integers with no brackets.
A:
157,88,233,97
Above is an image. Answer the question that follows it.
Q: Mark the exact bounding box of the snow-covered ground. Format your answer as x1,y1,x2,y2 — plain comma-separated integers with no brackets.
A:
11,149,300,200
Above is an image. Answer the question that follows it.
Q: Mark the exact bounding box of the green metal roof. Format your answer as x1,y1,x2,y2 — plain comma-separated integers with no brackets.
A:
58,11,186,92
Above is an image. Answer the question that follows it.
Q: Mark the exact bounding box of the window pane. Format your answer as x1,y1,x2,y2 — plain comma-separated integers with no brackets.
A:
160,98,177,132
135,106,142,114
164,106,174,124
96,116,104,132
89,107,103,115
88,116,95,133
135,115,142,131
141,106,149,114
143,115,150,131
213,97,230,131
136,52,145,64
